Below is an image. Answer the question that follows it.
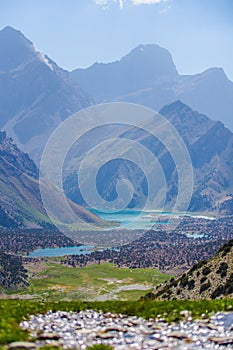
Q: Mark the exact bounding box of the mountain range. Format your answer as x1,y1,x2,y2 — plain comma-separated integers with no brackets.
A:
63,100,233,213
0,26,233,216
71,44,233,132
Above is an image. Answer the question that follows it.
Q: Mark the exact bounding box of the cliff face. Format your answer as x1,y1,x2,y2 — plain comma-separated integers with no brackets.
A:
0,130,44,228
0,131,106,229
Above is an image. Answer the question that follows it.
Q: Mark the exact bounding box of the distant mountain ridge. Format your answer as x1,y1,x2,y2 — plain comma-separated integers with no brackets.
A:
160,102,233,212
72,44,178,101
63,101,233,213
0,26,92,163
71,44,233,132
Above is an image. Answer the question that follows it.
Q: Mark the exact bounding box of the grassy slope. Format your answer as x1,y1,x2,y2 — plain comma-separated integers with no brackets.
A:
22,262,170,301
1,299,233,345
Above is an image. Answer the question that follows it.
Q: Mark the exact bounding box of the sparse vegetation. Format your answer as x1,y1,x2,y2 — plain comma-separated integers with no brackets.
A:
200,276,207,284
0,252,28,290
219,240,233,257
87,345,114,350
216,262,228,278
179,274,188,288
202,266,211,276
187,279,195,290
189,260,207,274
211,285,225,299
199,281,211,294
143,238,233,300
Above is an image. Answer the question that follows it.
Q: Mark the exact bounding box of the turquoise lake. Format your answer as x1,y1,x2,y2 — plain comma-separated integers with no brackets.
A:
28,245,95,258
90,209,169,229
89,209,215,230
28,210,214,257
28,245,120,258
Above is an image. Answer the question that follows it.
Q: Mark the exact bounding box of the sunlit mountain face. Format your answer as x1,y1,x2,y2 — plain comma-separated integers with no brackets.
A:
0,26,92,164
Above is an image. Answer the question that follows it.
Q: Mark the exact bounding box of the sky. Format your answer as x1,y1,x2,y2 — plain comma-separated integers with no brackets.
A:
0,0,233,80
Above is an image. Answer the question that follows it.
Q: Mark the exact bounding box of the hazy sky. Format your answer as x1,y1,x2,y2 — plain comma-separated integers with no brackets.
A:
1,0,233,80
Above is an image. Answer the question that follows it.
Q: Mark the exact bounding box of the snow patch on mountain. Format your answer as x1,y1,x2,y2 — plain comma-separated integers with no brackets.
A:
38,52,54,71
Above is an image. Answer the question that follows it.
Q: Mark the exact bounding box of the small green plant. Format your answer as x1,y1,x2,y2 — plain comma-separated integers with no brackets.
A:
87,345,114,350
179,275,189,288
202,266,211,276
211,285,224,299
189,260,207,274
219,241,233,257
200,281,211,294
200,276,207,284
216,262,228,278
187,279,195,290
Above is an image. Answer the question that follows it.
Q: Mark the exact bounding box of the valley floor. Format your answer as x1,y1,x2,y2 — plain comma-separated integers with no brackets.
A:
4,261,171,301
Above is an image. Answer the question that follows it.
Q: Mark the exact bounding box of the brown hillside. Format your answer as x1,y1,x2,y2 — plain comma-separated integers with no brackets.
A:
143,240,233,300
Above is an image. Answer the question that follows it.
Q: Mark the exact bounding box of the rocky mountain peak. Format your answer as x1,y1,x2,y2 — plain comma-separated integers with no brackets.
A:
121,43,178,78
71,44,233,131
160,100,192,115
71,43,178,101
159,100,212,137
202,67,228,78
0,26,35,71
0,26,92,162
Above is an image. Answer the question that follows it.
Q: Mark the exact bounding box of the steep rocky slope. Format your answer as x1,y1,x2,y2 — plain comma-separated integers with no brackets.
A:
0,26,92,163
143,239,233,300
0,131,105,229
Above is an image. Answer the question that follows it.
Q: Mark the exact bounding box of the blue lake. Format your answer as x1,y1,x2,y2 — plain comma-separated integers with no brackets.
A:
28,245,120,258
89,209,215,236
28,245,95,258
89,209,215,230
89,209,170,229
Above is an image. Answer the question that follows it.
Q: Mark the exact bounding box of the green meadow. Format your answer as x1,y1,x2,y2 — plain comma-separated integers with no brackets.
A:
23,262,170,301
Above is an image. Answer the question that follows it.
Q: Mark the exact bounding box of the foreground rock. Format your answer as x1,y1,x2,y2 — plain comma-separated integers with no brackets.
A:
19,309,233,349
8,342,36,350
